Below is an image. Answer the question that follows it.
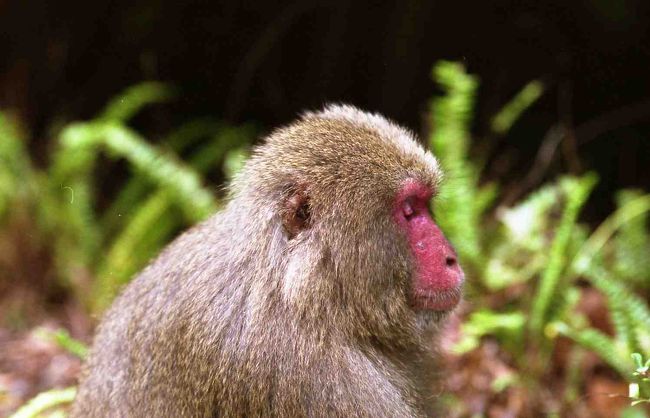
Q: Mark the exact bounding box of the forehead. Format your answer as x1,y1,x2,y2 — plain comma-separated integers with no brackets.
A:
246,104,444,209
303,104,442,188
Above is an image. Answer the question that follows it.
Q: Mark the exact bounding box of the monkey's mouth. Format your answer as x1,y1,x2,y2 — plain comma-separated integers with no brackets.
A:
412,287,462,312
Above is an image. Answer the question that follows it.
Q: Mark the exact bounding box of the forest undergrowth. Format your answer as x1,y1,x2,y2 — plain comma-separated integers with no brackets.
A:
0,62,648,418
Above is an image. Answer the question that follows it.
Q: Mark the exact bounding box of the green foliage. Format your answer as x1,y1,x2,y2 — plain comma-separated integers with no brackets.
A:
630,353,650,406
100,118,226,235
0,113,35,220
573,192,650,276
590,268,650,354
428,61,650,410
223,146,251,181
485,181,570,290
430,61,477,163
98,81,175,122
428,61,483,269
614,190,650,288
490,80,544,135
4,61,650,416
553,192,650,389
529,174,597,336
545,190,650,408
454,310,525,354
554,322,629,375
60,123,217,221
35,328,88,359
622,406,650,418
0,82,255,313
93,125,254,311
8,387,76,418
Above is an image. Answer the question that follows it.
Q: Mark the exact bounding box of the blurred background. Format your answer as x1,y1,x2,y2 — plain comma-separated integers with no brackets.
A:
1,1,649,417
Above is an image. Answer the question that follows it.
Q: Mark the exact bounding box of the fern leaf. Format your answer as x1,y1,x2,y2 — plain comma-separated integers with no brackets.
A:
588,266,650,354
490,80,544,135
47,125,103,284
614,190,650,287
8,387,76,418
0,112,35,217
101,118,227,234
60,122,217,221
530,174,597,336
573,192,650,275
428,61,482,268
554,322,629,377
94,126,254,311
99,81,175,123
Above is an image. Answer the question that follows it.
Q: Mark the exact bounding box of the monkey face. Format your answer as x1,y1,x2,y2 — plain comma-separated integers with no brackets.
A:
243,104,463,337
392,178,464,312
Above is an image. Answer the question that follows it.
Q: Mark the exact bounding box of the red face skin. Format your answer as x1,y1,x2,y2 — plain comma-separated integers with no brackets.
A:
392,179,464,311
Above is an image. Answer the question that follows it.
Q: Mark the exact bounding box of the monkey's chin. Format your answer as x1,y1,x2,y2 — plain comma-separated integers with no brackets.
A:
415,310,447,331
412,288,461,312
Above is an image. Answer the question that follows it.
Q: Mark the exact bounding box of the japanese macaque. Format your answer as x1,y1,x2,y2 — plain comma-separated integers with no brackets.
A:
72,104,464,417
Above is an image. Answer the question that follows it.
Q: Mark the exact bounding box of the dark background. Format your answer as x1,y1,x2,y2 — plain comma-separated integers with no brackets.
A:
1,0,649,220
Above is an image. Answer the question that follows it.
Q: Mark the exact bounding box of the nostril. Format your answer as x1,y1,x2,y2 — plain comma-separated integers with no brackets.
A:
445,255,456,267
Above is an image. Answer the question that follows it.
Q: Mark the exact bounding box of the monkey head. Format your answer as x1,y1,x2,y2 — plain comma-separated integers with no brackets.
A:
233,104,464,343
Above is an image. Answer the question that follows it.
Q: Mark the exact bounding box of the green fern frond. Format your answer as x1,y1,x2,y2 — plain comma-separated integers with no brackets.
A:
587,266,650,354
223,146,250,181
35,327,88,359
544,225,590,325
490,80,544,135
545,284,582,330
60,122,217,222
46,125,103,284
484,181,564,290
573,192,650,275
8,387,76,418
94,125,254,311
0,112,36,218
530,174,597,336
614,190,650,287
569,191,650,353
428,61,482,268
474,182,499,216
554,322,629,377
498,181,559,248
596,268,640,354
453,309,526,354
163,118,226,150
430,61,477,160
101,118,228,235
99,81,175,123
188,125,254,173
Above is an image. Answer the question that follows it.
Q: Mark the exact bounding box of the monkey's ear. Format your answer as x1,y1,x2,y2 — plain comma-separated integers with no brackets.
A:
280,188,311,239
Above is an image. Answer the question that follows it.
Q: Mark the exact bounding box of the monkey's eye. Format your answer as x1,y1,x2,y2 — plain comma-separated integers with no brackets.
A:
296,202,310,222
400,197,434,222
402,200,415,220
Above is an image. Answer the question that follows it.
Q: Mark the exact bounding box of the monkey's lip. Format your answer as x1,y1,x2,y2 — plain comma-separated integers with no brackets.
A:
412,288,462,312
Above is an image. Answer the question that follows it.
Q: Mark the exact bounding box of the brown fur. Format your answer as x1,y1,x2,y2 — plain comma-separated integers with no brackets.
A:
72,105,453,417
